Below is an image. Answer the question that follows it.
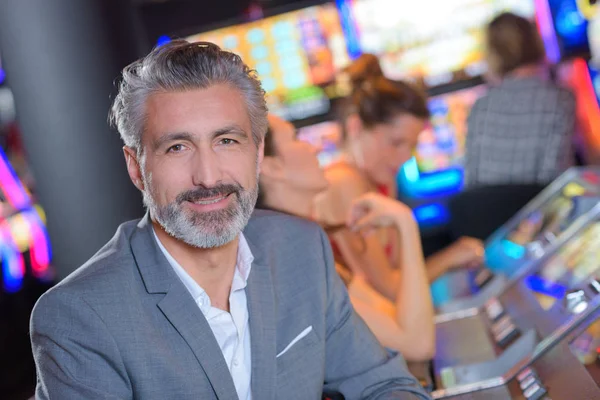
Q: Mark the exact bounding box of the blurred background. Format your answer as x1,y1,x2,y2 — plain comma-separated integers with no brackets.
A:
0,0,598,398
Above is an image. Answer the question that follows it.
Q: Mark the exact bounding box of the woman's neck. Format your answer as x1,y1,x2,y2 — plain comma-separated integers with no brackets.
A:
506,64,545,79
337,151,378,190
262,185,315,220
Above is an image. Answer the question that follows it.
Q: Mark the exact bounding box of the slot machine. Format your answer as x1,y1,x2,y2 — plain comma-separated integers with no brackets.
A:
404,181,600,397
429,216,600,398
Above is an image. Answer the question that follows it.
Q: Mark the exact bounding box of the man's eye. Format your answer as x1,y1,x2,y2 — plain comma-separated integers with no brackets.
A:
167,144,185,153
220,138,237,145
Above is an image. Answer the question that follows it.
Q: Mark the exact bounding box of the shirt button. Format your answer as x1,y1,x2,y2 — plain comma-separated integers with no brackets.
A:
233,358,239,367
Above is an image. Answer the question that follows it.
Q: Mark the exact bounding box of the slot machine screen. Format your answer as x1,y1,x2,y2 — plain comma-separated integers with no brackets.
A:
415,84,486,173
526,221,600,310
347,0,535,88
187,3,350,121
296,120,343,167
485,179,600,274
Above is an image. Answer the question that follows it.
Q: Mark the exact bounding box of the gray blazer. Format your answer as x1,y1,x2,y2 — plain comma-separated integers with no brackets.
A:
31,210,430,399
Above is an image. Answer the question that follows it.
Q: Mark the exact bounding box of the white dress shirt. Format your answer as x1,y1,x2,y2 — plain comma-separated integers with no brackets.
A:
153,229,253,400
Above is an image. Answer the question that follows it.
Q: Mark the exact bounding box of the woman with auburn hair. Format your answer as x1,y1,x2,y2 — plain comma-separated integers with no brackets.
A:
314,54,484,302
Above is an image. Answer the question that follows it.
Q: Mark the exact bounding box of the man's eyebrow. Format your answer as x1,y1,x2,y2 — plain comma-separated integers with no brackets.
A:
153,132,194,151
212,124,249,139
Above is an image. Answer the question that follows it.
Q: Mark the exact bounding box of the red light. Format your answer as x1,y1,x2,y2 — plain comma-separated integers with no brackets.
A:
571,59,600,154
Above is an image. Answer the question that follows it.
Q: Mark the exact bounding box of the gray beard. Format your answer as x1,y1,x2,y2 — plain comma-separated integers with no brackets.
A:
142,173,258,249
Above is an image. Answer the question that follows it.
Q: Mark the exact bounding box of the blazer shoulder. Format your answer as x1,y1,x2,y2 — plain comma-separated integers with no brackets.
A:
246,210,326,253
44,219,142,300
249,209,322,235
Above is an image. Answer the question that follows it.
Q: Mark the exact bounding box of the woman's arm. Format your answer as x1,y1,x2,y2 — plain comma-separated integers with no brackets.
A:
331,228,401,300
317,165,402,300
347,193,435,360
350,283,435,361
425,237,485,282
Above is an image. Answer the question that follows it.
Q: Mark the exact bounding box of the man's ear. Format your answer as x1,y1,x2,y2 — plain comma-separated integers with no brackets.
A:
260,156,285,181
123,146,144,191
345,113,363,140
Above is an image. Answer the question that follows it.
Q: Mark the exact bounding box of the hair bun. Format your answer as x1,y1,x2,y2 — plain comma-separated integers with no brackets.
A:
344,53,384,89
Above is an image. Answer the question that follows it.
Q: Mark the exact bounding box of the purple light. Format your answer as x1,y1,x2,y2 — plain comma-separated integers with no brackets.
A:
0,146,31,210
536,0,561,63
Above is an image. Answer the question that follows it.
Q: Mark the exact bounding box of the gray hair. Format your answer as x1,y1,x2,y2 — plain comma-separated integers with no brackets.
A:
109,40,268,152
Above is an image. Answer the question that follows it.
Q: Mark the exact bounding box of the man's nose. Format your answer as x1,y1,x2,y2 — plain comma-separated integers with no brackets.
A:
191,147,222,188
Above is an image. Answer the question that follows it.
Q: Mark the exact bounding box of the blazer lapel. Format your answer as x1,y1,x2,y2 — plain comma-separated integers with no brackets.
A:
131,214,239,400
245,236,277,400
157,290,238,400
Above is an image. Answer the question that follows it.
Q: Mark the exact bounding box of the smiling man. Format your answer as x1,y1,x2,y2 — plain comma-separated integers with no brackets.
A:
29,41,429,400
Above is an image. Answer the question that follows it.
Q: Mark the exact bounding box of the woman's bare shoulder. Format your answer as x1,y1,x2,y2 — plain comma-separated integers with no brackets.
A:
314,161,371,224
325,161,370,193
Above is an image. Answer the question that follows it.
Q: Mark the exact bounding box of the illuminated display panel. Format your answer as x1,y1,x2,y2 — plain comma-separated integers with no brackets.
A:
348,0,535,88
297,120,343,166
187,4,350,121
485,177,600,274
416,85,487,173
525,221,600,310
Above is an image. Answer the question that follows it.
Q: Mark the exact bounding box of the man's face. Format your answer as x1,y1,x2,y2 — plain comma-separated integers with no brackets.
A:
125,84,263,248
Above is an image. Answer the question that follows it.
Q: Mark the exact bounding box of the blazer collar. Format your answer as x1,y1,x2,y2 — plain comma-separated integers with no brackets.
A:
130,213,174,294
130,213,239,399
243,233,277,400
130,213,278,400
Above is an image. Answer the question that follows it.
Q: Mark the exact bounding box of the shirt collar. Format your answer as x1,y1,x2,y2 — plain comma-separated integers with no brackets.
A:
152,229,254,312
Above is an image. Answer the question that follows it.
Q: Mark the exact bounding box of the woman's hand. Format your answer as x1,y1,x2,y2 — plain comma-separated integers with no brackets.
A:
443,237,485,269
347,192,416,235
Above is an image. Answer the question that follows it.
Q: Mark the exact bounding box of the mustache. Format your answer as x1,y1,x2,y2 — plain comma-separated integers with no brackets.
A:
176,183,242,204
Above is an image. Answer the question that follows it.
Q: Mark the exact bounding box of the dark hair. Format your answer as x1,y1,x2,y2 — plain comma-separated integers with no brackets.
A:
263,125,276,157
486,12,545,77
341,54,430,129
